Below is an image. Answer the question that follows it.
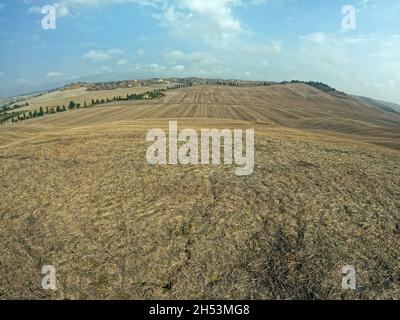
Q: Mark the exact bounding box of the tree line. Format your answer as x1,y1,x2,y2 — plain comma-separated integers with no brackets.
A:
2,87,172,124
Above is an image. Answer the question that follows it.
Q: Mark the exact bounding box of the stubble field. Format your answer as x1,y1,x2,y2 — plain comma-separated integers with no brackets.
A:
1,85,399,299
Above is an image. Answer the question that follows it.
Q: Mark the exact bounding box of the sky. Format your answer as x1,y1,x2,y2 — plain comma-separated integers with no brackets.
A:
0,0,399,103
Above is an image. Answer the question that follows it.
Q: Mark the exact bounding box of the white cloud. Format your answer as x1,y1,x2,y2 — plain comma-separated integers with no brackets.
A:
54,0,159,7
165,50,218,66
28,6,42,14
301,32,327,44
82,50,111,61
358,0,379,10
135,48,145,55
28,3,69,18
108,47,124,55
55,3,70,17
82,48,123,61
181,0,242,33
29,0,160,18
39,0,265,44
148,63,165,71
46,71,64,77
172,64,185,71
116,59,129,66
153,0,246,44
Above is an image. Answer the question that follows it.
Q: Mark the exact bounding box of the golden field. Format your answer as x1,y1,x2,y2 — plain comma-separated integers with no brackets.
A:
10,84,169,113
0,84,399,299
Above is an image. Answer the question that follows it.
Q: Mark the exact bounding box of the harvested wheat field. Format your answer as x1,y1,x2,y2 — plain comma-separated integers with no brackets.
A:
11,84,169,113
1,85,399,300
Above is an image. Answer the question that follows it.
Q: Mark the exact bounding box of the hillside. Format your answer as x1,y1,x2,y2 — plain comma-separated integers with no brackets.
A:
7,84,170,113
2,83,400,150
356,96,400,115
0,83,399,299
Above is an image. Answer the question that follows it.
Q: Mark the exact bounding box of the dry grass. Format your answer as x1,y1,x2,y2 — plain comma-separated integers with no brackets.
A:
0,85,399,300
3,84,400,150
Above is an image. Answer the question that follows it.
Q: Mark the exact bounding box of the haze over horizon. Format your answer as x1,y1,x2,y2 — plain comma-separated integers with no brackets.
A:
0,0,399,104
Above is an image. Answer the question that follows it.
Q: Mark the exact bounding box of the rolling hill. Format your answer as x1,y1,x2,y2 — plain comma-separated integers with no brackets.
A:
0,82,399,300
2,83,400,150
356,96,400,115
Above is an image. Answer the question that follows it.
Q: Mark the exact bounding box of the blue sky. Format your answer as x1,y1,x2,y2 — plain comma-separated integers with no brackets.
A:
0,0,399,103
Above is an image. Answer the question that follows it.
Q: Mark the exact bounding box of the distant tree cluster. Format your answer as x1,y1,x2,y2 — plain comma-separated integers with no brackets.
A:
0,102,28,114
1,111,24,124
3,104,69,124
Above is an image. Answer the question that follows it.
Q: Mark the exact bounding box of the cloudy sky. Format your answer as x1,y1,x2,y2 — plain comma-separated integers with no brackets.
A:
0,0,399,103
